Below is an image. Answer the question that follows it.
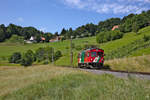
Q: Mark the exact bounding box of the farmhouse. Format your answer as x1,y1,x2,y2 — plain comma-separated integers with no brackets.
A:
25,36,36,43
41,37,46,42
49,36,61,42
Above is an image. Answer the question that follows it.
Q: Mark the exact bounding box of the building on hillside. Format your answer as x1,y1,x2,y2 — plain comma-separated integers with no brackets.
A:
30,36,35,41
25,36,36,43
49,36,61,42
41,37,46,42
112,25,119,31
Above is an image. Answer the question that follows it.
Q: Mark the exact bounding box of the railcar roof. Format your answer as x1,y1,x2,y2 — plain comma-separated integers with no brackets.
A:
83,48,104,52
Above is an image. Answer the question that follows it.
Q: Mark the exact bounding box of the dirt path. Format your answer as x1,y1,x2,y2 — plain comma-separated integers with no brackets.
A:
80,68,150,80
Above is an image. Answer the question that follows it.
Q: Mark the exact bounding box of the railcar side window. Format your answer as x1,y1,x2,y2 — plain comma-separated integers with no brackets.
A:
98,52,103,57
91,52,97,57
87,52,90,57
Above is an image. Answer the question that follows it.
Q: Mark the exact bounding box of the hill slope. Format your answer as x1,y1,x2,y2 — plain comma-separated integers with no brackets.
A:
105,55,150,72
0,26,150,66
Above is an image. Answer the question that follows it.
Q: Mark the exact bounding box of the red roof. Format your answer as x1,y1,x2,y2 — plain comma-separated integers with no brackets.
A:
41,37,45,41
112,25,119,31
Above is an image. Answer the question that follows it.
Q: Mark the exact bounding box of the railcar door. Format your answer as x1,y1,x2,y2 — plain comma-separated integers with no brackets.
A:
81,51,85,63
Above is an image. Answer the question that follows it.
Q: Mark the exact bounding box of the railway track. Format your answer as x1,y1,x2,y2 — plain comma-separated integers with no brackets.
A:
78,68,150,80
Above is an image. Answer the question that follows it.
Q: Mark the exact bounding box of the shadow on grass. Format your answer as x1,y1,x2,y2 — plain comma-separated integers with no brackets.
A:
101,64,111,70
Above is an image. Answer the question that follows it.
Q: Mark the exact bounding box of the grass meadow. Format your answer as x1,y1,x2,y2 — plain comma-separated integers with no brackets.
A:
105,55,150,72
0,65,150,100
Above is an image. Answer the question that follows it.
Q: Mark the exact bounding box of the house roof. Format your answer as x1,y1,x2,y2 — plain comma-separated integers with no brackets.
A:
112,25,119,31
41,37,45,40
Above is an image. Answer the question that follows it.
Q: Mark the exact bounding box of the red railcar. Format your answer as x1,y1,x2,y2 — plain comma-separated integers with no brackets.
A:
78,48,104,68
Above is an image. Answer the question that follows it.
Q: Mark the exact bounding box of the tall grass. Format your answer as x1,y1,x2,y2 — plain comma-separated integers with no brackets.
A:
0,66,150,100
105,55,150,72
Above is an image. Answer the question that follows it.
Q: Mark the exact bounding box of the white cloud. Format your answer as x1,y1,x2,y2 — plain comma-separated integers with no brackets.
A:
63,0,86,8
17,17,24,22
62,0,150,14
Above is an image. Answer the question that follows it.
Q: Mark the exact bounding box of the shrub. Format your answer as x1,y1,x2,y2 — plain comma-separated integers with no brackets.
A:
35,48,45,62
21,50,34,66
54,50,62,60
35,47,53,62
9,52,22,64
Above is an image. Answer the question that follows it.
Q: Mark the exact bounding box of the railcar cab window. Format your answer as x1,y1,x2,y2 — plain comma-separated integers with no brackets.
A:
98,52,103,57
91,52,97,57
87,52,90,57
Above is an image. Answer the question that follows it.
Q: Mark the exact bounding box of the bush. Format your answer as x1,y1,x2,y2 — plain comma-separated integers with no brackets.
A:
21,50,35,66
9,52,22,64
35,47,53,62
54,50,62,60
35,48,46,62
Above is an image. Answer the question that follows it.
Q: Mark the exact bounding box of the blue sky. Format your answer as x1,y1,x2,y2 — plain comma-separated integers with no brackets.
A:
0,0,150,33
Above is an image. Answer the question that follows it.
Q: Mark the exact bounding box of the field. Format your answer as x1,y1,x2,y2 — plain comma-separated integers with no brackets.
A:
0,65,150,100
0,26,150,68
105,55,150,72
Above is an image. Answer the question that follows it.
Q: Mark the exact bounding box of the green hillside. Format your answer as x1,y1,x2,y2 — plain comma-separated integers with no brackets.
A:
0,26,150,67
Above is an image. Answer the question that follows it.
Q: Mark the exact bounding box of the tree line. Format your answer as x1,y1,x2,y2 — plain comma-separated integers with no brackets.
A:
59,10,150,41
0,23,59,42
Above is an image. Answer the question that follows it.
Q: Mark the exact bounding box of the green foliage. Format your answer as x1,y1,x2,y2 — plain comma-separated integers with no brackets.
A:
43,32,53,42
132,22,139,34
97,18,121,32
143,35,150,42
21,50,35,66
35,47,46,62
60,28,67,36
0,24,6,42
9,52,22,64
35,47,61,63
0,23,45,42
96,30,123,43
120,10,150,33
54,50,62,60
35,34,41,43
6,35,25,44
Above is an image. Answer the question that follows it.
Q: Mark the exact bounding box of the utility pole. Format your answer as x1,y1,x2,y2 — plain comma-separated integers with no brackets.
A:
70,36,73,67
52,47,54,65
